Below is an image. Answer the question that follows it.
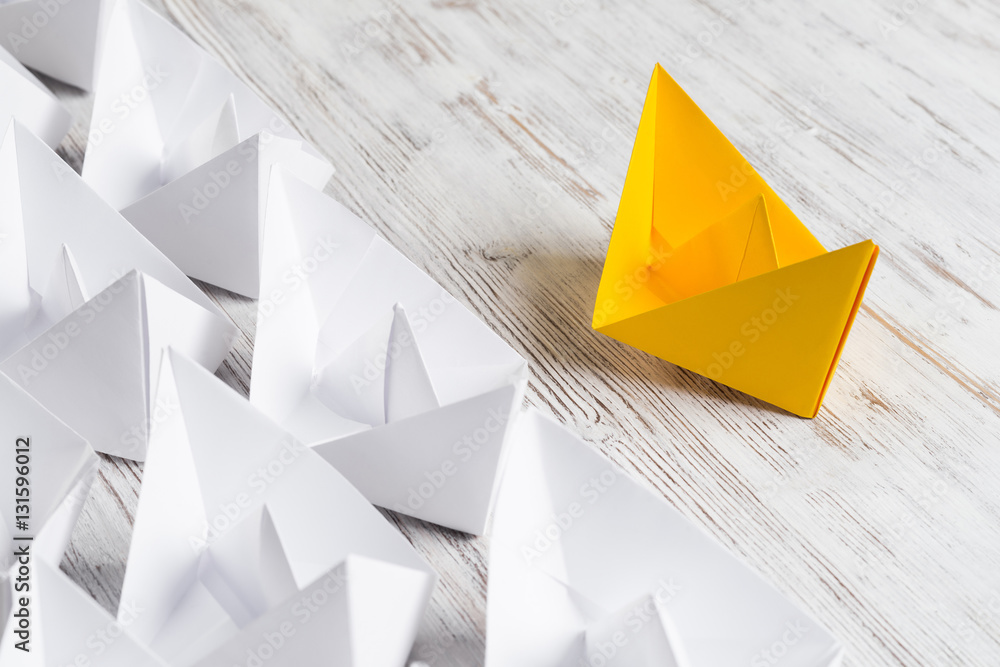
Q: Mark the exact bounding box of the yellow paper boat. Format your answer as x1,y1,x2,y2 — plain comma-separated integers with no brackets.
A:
593,64,879,417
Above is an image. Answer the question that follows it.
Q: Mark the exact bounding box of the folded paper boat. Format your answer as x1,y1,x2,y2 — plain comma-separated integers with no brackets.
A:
0,563,166,666
0,122,236,460
486,409,844,666
593,64,879,417
0,374,109,665
82,0,334,297
0,372,97,571
0,0,111,91
119,348,436,666
251,170,528,535
0,48,71,147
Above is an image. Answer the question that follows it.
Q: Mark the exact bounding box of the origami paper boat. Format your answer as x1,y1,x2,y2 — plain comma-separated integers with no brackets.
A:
82,0,334,297
120,349,436,666
1,270,236,460
486,409,844,667
0,123,236,460
0,374,106,664
0,372,98,570
0,562,166,666
593,65,879,417
0,0,111,90
251,170,528,534
0,47,71,147
0,122,234,356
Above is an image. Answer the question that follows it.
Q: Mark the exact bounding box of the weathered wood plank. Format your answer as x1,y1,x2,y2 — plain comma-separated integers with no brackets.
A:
53,0,1000,664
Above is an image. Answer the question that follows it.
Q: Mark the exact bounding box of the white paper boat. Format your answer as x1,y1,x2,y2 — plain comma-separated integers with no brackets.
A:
252,170,528,534
82,0,334,297
486,409,845,667
0,122,237,460
0,371,97,570
0,48,71,147
0,0,111,90
119,348,436,666
0,562,167,666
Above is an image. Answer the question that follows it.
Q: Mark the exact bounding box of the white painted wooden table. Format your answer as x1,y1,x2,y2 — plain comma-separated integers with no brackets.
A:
48,0,1000,664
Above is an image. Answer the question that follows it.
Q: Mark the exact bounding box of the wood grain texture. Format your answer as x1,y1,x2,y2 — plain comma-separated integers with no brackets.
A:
45,0,1000,664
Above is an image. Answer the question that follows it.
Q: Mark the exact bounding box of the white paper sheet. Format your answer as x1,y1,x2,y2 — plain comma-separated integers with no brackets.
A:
82,0,334,297
486,409,845,667
119,348,436,666
251,169,528,535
